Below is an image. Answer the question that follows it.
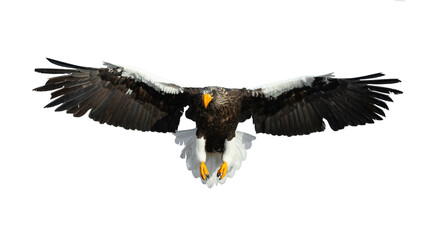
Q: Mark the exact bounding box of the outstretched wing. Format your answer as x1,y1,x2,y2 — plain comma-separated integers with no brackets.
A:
34,58,190,133
249,73,402,136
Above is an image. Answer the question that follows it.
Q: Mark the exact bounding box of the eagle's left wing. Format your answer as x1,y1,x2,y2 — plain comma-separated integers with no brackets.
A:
34,58,191,133
249,73,402,136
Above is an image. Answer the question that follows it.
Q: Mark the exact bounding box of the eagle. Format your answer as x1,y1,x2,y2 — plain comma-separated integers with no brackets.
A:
34,58,402,187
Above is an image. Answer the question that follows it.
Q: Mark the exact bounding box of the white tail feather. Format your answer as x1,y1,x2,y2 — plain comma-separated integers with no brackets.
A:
174,128,256,188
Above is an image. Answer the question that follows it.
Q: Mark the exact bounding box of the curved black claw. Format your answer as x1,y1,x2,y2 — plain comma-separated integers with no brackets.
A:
217,162,228,180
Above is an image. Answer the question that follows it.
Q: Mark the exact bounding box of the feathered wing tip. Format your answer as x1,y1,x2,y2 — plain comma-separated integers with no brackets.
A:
174,129,256,188
45,58,96,70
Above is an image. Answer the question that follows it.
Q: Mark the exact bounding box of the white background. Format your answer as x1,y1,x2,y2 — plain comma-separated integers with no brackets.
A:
1,0,428,239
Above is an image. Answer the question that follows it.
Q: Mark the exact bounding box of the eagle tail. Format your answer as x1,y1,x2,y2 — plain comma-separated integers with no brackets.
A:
174,129,256,187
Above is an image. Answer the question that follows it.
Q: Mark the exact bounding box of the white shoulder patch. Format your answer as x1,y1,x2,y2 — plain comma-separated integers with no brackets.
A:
252,73,334,98
103,62,184,95
254,76,315,98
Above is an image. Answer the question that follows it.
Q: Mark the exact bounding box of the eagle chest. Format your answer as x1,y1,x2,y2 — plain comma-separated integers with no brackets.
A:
200,108,235,126
196,104,240,137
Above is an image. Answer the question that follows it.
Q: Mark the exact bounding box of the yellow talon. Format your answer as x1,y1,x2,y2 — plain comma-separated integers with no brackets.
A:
217,162,228,180
200,162,209,180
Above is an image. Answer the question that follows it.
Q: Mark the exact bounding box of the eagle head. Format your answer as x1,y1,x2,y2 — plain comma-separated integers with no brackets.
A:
201,87,228,109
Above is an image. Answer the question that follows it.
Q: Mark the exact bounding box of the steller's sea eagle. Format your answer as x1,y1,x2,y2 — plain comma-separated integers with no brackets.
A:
34,58,402,187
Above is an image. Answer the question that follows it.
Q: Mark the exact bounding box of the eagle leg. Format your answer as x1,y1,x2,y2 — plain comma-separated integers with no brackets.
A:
200,162,209,180
217,162,228,180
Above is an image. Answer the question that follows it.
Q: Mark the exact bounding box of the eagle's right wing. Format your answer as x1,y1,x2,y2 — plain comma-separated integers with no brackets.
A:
35,58,191,133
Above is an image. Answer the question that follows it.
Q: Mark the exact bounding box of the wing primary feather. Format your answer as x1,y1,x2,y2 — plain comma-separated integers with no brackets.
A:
45,75,71,85
35,77,90,92
51,85,81,99
54,86,99,112
367,110,383,121
345,89,390,110
347,87,393,102
33,82,66,91
35,68,77,74
367,86,403,95
71,72,92,78
46,85,96,108
63,78,91,88
369,92,393,102
46,58,95,70
343,73,385,80
356,103,380,122
45,95,66,108
358,79,401,85
370,105,386,117
369,97,389,110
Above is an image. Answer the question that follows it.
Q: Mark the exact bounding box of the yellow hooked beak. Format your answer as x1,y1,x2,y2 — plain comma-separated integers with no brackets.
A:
202,93,213,109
